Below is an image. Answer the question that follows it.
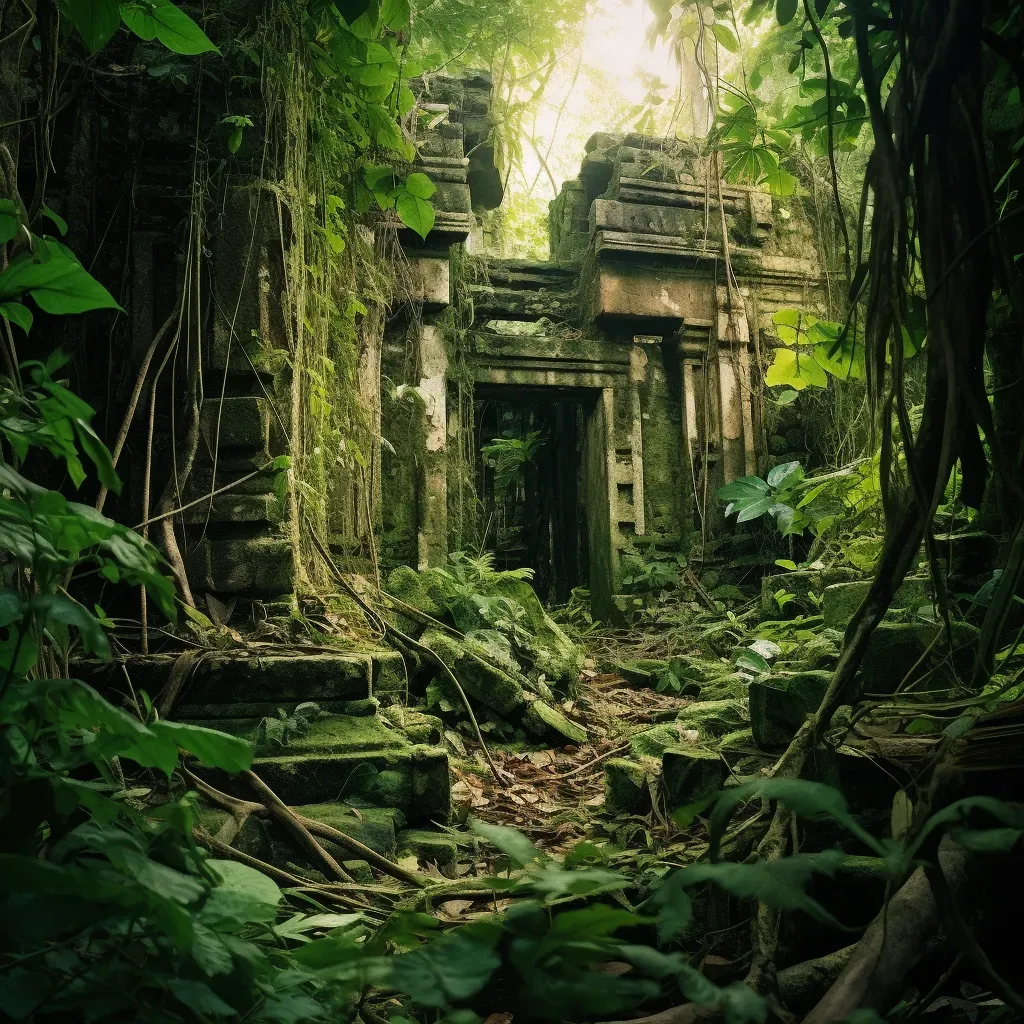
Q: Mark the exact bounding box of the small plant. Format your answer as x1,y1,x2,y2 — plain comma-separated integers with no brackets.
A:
481,430,545,500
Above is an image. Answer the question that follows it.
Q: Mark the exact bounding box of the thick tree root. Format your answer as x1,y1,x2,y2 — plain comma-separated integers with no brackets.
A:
804,837,968,1023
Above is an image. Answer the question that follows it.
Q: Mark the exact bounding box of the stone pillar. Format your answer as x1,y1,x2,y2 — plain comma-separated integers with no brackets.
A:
716,285,757,482
417,323,448,569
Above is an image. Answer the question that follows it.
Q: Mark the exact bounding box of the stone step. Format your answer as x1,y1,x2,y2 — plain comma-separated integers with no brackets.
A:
249,745,449,823
83,650,406,711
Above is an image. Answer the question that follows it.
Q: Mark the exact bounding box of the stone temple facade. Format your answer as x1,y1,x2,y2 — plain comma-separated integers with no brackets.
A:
373,77,828,618
163,71,828,615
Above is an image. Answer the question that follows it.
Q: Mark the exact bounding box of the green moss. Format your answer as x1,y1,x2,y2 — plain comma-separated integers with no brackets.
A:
717,727,755,751
397,829,459,867
860,621,980,694
521,699,587,745
421,628,526,715
604,757,656,814
296,803,402,855
630,722,691,758
661,746,728,810
822,578,933,630
380,705,443,744
676,699,749,739
749,671,830,749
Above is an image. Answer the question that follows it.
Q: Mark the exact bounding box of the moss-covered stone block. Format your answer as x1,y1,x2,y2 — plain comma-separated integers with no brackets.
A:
168,652,374,706
521,699,587,745
749,671,830,749
822,577,933,630
760,567,857,617
386,566,444,631
613,658,667,688
248,741,449,824
421,629,526,716
295,803,402,855
372,651,408,700
397,829,459,867
195,536,295,597
604,757,656,814
718,727,755,751
676,699,749,739
630,722,692,758
380,705,443,744
859,621,980,694
661,747,728,810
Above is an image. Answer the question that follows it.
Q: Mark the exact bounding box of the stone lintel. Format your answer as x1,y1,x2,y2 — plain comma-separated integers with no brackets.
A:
591,265,717,324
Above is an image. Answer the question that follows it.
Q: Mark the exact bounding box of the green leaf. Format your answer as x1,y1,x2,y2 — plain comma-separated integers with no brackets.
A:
74,418,122,493
151,720,253,772
767,460,804,488
949,827,1021,853
677,852,849,927
765,348,827,390
717,476,771,501
396,192,435,240
470,816,543,867
774,387,799,405
776,0,798,25
227,127,243,153
775,559,798,570
65,0,121,51
208,858,282,912
711,22,740,52
166,979,236,1018
647,872,693,941
0,302,32,333
119,0,219,55
761,166,799,196
41,204,68,236
33,594,110,659
389,928,501,1008
734,649,771,675
0,200,21,244
0,251,122,314
404,171,436,200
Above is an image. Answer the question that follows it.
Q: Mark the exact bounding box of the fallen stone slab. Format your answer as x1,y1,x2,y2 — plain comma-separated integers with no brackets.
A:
604,756,657,815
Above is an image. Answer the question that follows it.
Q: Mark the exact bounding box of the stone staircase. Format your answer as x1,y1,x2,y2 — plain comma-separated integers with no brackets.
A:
85,648,452,826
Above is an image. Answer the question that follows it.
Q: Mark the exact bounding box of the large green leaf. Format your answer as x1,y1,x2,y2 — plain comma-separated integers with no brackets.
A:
0,302,32,333
404,172,436,200
0,251,122,315
119,0,219,55
65,0,121,52
776,0,798,25
33,594,110,659
396,192,435,240
711,22,740,52
151,720,253,772
0,199,20,244
389,928,501,1008
765,348,827,390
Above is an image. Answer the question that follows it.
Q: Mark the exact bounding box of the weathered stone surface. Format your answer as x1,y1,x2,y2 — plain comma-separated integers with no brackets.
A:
822,577,934,630
521,699,587,745
188,536,295,597
397,829,460,868
604,756,656,814
296,803,402,855
380,705,443,745
760,567,859,617
630,722,697,758
676,699,749,739
166,652,374,705
661,747,728,809
749,671,831,749
859,622,981,694
200,396,271,451
250,742,449,823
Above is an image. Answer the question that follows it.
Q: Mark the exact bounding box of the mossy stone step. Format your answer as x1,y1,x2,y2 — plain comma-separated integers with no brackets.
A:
397,829,460,868
249,744,450,823
522,699,587,745
662,747,728,810
604,757,657,815
153,650,405,707
422,629,527,716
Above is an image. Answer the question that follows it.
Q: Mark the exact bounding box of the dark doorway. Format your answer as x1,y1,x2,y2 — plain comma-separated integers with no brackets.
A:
474,388,590,605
